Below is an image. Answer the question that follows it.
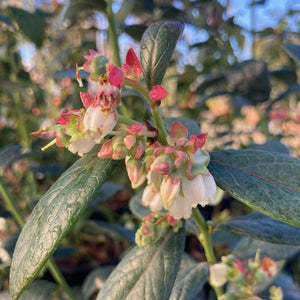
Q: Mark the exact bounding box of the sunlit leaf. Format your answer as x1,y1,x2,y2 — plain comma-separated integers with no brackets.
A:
9,153,120,299
208,150,300,228
96,226,186,300
140,21,184,89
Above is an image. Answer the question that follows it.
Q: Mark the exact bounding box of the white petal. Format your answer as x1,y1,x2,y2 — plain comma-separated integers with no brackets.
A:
83,107,117,142
182,176,208,207
147,170,163,191
209,263,228,287
68,137,96,156
202,173,217,205
142,185,163,212
193,149,210,165
169,194,192,220
160,175,181,209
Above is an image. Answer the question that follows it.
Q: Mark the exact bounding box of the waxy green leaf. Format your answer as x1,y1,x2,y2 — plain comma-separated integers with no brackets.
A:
96,226,186,300
217,212,300,245
140,21,184,89
233,237,300,261
9,153,119,299
208,150,300,227
170,263,209,300
283,43,300,64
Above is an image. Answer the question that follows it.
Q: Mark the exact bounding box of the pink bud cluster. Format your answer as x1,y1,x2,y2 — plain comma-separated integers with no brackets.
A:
35,48,169,156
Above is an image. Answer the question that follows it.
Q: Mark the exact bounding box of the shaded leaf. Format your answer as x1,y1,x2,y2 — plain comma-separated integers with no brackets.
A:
140,21,184,89
270,68,297,85
60,0,106,22
208,150,300,228
19,280,57,300
9,154,120,299
129,191,153,218
90,181,123,206
249,140,290,154
233,237,300,260
217,212,300,245
54,68,90,80
82,266,115,300
170,263,209,300
0,145,31,175
9,7,46,48
283,43,300,64
258,273,300,300
96,226,186,300
0,12,16,30
120,24,147,41
83,220,135,244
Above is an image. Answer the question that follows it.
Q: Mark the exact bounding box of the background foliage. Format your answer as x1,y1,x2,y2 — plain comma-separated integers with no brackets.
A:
0,0,299,299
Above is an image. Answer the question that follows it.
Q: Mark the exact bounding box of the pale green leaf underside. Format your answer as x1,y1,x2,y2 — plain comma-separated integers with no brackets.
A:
208,150,300,227
10,153,119,299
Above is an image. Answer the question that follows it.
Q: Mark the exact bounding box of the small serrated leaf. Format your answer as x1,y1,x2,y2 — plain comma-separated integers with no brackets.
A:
208,150,300,228
140,21,184,89
170,263,209,300
217,212,300,245
96,226,186,300
9,153,119,299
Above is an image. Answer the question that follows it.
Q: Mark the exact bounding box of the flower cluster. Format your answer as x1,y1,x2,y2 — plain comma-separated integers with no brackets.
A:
209,253,282,300
34,48,168,156
135,212,183,247
101,120,217,220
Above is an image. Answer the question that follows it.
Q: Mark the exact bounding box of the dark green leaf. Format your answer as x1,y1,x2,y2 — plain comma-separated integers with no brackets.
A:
170,263,209,300
9,154,120,299
270,68,297,84
120,24,147,41
0,145,31,175
233,237,300,260
82,266,115,300
0,12,16,30
90,181,123,206
140,21,184,89
217,212,300,245
9,7,46,48
129,191,153,218
54,68,90,80
283,43,300,64
96,226,186,300
258,273,300,300
208,150,300,228
83,220,135,244
249,140,290,154
19,280,57,300
60,0,106,22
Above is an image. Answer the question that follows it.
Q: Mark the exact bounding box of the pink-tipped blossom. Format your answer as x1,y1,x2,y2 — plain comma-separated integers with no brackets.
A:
122,48,142,80
149,85,169,101
125,157,147,189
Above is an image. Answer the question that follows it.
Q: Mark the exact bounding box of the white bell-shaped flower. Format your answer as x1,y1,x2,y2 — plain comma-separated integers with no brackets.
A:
68,137,96,156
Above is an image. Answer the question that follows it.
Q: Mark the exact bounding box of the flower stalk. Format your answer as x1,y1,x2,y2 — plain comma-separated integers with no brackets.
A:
192,207,223,297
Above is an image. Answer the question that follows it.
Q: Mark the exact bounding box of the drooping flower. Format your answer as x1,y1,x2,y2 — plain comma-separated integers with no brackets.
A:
81,85,120,143
209,263,228,287
140,121,217,220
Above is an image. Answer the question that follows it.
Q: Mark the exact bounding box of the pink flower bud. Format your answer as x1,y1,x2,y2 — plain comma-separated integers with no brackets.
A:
260,257,277,277
124,134,136,150
149,85,169,101
126,123,148,136
160,174,181,209
125,157,146,189
151,155,173,174
98,139,114,158
122,48,142,80
107,64,124,88
169,121,188,139
134,141,144,159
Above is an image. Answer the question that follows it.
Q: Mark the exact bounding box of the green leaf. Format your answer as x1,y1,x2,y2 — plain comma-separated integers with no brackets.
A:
140,21,184,89
217,212,300,245
82,266,114,300
96,226,186,300
9,7,46,48
120,24,147,41
283,43,300,64
208,150,300,227
0,12,16,30
9,154,120,299
170,263,209,300
129,191,153,218
249,140,290,154
19,280,57,300
60,0,106,22
233,237,300,260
